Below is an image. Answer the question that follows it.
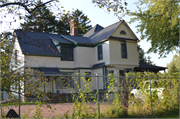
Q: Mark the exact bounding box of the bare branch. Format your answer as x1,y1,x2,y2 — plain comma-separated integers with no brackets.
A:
0,0,56,14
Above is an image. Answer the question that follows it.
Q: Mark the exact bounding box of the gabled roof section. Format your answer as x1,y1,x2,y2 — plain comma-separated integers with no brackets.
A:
88,20,124,44
83,24,104,37
49,35,73,44
61,35,93,45
15,30,61,56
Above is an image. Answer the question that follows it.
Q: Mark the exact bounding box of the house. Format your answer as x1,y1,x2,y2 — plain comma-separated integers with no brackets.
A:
12,19,165,95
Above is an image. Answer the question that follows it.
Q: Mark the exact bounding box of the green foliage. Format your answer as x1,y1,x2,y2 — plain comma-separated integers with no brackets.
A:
61,9,92,36
167,53,180,77
92,0,129,19
138,45,154,65
130,0,179,57
20,3,66,34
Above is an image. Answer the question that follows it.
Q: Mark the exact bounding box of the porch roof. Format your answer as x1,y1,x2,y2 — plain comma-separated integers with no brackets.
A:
40,67,61,75
134,63,167,72
92,62,105,69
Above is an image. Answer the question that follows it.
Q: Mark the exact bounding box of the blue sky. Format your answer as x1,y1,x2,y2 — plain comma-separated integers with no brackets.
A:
0,0,176,70
58,0,176,69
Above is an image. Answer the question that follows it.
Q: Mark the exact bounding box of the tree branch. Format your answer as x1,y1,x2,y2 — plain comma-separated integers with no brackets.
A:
0,0,56,14
31,0,56,13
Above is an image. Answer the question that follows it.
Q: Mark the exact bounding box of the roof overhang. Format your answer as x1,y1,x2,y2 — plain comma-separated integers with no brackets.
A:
40,67,61,75
134,63,167,72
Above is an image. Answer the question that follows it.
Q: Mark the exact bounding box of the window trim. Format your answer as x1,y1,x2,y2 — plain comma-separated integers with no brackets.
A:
121,42,127,59
120,30,126,35
61,46,74,61
97,45,103,60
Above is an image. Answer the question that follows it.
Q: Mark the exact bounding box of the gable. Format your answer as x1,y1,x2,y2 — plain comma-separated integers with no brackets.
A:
111,22,138,40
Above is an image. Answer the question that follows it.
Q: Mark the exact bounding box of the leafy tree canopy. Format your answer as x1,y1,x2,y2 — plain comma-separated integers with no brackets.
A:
130,0,179,57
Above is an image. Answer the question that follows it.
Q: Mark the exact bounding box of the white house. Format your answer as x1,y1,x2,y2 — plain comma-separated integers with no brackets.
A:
12,19,141,94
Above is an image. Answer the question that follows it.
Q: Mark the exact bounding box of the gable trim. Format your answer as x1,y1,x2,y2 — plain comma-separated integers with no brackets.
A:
24,53,61,57
61,35,78,45
109,36,138,42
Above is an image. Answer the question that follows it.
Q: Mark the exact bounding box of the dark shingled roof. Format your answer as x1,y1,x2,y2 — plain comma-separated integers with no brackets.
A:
83,24,104,37
62,35,93,44
50,35,73,44
134,63,167,72
40,67,61,74
15,30,61,56
15,20,138,56
88,21,123,43
92,62,105,69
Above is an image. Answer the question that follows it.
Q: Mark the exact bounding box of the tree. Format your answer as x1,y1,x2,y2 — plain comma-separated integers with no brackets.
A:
92,0,129,19
130,0,179,57
0,0,57,14
20,3,68,34
21,8,92,36
21,4,60,33
138,45,154,65
60,9,92,36
167,53,180,77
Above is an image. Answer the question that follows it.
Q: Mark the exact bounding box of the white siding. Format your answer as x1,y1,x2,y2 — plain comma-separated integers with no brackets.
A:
12,37,25,70
109,40,139,66
94,41,110,65
92,68,104,90
74,47,95,68
111,22,137,39
25,56,74,68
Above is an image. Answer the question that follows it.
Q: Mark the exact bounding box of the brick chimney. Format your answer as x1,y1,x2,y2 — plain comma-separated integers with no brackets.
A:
70,18,78,36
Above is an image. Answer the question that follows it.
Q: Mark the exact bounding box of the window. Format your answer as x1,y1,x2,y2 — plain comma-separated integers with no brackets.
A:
56,72,74,89
126,69,132,73
61,46,74,61
120,30,126,35
85,72,91,81
109,70,114,74
121,42,127,58
97,45,103,60
15,50,17,64
119,70,125,76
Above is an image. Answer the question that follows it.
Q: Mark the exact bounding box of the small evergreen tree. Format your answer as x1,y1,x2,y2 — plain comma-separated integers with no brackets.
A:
138,45,154,65
167,53,180,77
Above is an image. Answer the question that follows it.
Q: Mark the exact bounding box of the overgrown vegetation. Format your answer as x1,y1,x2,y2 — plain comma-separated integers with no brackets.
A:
1,72,179,118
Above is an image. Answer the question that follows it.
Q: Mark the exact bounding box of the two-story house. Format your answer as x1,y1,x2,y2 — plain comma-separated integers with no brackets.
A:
13,19,140,94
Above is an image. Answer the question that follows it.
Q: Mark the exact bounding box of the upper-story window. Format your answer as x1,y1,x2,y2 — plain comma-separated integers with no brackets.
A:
97,45,103,60
121,42,127,58
120,30,126,35
61,46,74,61
15,50,18,64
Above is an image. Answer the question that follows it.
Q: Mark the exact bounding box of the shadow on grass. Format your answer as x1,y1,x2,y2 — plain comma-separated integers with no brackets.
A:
127,107,179,118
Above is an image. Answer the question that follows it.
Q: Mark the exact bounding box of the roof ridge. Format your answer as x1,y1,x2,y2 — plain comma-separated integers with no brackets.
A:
103,20,124,29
